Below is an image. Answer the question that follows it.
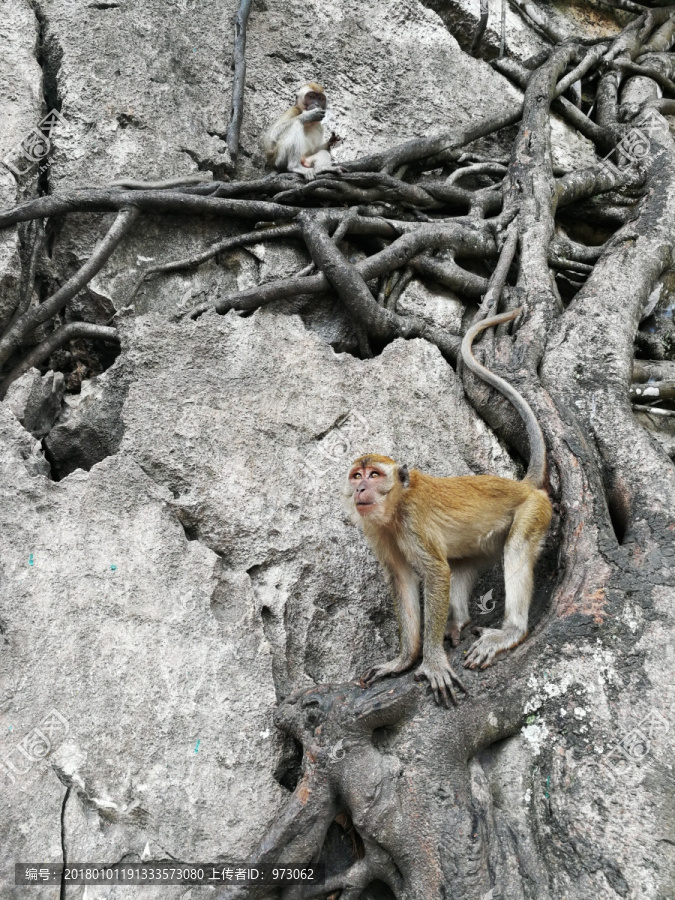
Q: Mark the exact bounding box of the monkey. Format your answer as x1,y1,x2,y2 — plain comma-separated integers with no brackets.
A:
263,82,341,181
342,307,552,707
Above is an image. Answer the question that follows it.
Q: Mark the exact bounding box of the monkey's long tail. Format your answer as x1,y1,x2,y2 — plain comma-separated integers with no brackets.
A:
461,307,547,489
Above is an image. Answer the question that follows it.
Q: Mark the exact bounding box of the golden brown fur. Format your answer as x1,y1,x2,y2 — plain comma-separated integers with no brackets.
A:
342,311,552,705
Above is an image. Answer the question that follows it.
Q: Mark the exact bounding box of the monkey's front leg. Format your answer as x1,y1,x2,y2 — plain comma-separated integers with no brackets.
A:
361,565,421,687
416,559,468,707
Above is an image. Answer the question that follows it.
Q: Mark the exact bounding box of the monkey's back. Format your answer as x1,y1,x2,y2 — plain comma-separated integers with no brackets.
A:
402,471,550,561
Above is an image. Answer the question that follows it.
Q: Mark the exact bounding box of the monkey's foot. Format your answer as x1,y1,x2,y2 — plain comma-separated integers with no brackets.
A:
414,656,468,708
463,627,526,670
360,655,416,687
445,619,471,647
317,165,346,176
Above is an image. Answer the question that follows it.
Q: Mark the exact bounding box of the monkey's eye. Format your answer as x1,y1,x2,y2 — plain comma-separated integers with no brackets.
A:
352,473,362,480
369,472,379,478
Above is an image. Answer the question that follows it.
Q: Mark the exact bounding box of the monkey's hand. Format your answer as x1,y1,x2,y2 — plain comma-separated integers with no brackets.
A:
463,626,526,670
298,108,325,124
414,654,468,708
360,654,415,688
327,131,342,149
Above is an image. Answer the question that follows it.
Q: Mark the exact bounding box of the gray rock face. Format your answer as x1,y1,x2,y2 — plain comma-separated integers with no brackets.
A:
0,405,283,897
4,368,65,439
44,363,129,479
0,308,515,898
21,0,595,323
119,310,516,689
0,0,42,329
396,278,465,334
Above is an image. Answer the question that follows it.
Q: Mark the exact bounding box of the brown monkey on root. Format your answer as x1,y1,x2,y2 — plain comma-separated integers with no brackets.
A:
264,82,341,180
342,308,552,706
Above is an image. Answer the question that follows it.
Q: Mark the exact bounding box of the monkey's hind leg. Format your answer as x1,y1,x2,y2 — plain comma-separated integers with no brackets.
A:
464,493,548,670
303,150,344,179
445,561,478,647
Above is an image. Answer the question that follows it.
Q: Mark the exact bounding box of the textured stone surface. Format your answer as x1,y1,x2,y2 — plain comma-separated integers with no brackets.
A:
0,0,43,328
4,368,65,439
119,309,517,688
397,278,465,334
0,405,283,898
0,308,516,898
44,363,129,479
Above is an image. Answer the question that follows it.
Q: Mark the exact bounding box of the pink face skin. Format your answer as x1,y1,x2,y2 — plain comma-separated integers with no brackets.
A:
348,464,388,516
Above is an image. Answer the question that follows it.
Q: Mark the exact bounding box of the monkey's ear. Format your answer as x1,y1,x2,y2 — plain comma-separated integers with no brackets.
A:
398,465,410,487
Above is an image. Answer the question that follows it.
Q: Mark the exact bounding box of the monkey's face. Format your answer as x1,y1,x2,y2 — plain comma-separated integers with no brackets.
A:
348,464,391,516
342,454,404,526
298,89,327,111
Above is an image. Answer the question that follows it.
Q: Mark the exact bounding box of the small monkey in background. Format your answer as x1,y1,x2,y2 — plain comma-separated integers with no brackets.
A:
264,82,341,180
342,308,552,707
